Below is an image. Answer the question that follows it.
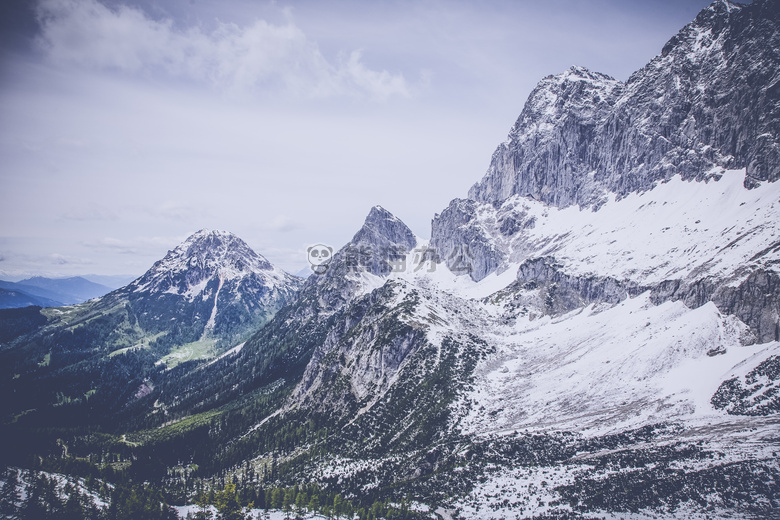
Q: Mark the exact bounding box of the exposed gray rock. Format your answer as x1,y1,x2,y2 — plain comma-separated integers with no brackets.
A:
292,281,426,418
348,205,418,276
516,257,638,313
469,66,620,207
303,205,418,312
468,0,780,209
651,270,780,343
487,257,644,320
714,271,780,343
429,199,505,281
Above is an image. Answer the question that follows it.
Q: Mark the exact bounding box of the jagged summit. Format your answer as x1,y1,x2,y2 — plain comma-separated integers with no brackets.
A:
351,205,417,252
509,66,620,135
167,228,273,274
129,229,277,297
468,65,621,206
469,0,780,208
107,228,303,341
299,206,418,310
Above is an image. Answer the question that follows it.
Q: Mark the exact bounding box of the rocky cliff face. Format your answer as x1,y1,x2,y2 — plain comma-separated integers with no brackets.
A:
469,66,621,208
468,0,780,208
433,1,780,359
283,207,424,418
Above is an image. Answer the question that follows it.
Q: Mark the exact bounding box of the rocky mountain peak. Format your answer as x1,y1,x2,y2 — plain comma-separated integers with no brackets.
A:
177,229,273,272
303,206,418,305
128,229,276,297
351,205,417,252
507,65,620,143
467,0,780,210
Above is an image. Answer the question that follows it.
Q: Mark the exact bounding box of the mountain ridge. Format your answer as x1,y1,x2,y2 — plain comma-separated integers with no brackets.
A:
2,2,780,519
0,275,113,307
468,0,780,209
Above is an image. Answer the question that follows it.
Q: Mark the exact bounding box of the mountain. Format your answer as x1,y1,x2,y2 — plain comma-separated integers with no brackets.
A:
0,287,61,309
0,276,114,307
107,228,302,346
169,1,776,517
2,2,780,520
0,229,302,439
468,0,780,208
142,207,422,420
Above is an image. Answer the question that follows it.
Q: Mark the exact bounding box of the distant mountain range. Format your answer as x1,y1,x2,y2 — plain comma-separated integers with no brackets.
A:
0,276,114,308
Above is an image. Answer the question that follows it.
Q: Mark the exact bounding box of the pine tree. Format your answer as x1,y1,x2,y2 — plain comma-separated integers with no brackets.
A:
194,488,213,520
333,494,344,520
19,473,46,520
307,492,319,512
214,481,248,520
62,490,85,520
0,468,20,519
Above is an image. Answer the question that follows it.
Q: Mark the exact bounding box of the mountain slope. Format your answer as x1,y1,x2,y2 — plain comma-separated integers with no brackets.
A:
0,287,62,309
145,207,420,418
0,229,302,434
2,2,780,519
109,229,300,346
208,1,778,517
99,4,778,517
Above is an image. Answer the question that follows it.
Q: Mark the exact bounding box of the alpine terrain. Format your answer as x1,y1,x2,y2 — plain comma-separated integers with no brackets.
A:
1,1,779,519
0,229,302,453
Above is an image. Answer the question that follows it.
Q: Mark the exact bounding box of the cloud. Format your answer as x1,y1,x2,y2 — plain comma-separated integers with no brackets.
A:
34,0,411,100
50,253,93,265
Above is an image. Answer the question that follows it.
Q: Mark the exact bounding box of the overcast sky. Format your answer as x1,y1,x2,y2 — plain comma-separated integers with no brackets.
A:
0,0,717,280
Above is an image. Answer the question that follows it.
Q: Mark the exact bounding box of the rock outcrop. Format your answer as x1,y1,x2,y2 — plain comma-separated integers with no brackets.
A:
468,0,780,208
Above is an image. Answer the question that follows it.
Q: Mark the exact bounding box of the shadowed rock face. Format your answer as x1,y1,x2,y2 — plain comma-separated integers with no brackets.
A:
429,199,504,282
297,205,419,314
349,206,418,276
651,270,780,343
468,0,780,209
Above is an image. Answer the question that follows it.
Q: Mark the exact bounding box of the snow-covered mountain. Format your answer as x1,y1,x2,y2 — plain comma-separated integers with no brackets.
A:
2,2,779,519
113,228,301,341
0,230,303,432
468,0,780,209
205,1,777,517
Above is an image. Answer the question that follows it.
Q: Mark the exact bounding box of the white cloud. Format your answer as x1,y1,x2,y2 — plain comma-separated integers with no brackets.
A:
51,252,94,265
34,0,411,100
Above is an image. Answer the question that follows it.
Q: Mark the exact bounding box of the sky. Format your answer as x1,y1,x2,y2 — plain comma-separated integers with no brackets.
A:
0,0,718,280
